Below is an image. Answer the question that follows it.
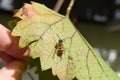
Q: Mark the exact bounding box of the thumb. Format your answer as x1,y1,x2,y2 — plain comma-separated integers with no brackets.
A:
0,60,27,80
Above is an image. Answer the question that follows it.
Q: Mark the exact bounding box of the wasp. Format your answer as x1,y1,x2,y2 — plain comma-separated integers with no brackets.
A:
54,39,65,57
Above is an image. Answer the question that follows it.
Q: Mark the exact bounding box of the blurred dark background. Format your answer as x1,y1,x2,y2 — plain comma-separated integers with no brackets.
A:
0,0,116,23
0,0,120,77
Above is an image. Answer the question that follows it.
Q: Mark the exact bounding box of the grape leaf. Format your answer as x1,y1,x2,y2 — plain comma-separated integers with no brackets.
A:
12,2,120,80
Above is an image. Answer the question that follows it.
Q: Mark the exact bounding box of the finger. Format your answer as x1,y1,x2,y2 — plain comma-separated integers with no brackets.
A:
5,37,30,60
0,24,30,60
0,24,11,51
0,60,27,80
0,51,14,63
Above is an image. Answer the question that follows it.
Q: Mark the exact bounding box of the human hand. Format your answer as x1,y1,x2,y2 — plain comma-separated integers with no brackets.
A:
0,24,30,80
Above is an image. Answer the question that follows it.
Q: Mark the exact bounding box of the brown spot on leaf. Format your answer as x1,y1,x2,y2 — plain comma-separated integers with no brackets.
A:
68,56,73,60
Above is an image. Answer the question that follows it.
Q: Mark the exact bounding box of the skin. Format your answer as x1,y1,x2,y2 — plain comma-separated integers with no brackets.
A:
0,24,30,80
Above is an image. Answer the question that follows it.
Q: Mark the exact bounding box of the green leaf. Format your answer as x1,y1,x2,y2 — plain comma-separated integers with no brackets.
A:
12,2,120,80
7,17,21,31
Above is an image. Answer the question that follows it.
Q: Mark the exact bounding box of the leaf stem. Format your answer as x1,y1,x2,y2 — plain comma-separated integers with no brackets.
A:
66,0,75,17
54,0,64,12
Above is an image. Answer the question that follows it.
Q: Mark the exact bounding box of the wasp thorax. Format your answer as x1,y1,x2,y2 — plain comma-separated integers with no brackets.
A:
55,39,65,57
